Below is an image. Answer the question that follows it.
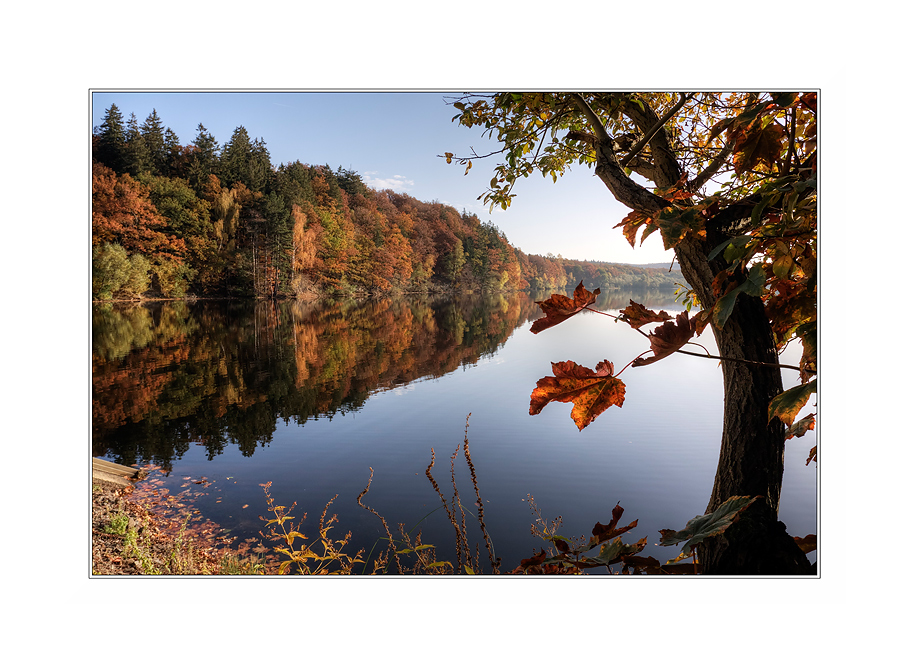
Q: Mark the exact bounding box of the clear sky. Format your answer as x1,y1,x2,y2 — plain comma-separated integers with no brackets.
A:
91,90,675,265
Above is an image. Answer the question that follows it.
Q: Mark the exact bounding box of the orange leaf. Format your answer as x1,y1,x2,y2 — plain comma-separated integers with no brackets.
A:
529,359,626,431
620,300,671,329
631,311,698,367
793,534,816,554
589,503,639,546
530,281,601,334
730,121,787,175
614,210,656,248
799,92,817,113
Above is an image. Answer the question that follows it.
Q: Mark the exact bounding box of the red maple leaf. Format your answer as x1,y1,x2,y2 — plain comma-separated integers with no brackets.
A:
631,310,698,367
529,359,626,431
620,300,671,329
530,282,601,334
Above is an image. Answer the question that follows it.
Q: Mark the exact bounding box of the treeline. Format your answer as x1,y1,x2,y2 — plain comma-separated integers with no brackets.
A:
91,104,684,300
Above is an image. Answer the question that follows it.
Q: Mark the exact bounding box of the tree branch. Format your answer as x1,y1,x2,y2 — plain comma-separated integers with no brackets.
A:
689,141,734,192
568,93,611,145
569,93,672,215
620,93,690,168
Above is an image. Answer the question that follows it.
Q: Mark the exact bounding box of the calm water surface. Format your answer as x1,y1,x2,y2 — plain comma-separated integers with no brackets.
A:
92,289,817,571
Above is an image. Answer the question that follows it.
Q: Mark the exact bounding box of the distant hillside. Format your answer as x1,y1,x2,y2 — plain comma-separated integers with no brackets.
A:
614,262,681,271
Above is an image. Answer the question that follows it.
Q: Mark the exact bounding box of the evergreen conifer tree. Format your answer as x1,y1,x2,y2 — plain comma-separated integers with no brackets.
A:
95,103,127,172
141,109,167,176
249,138,272,193
219,126,253,189
124,112,151,176
188,123,220,191
164,128,183,177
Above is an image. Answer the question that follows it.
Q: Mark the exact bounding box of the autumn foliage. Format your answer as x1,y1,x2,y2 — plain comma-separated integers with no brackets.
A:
93,104,685,301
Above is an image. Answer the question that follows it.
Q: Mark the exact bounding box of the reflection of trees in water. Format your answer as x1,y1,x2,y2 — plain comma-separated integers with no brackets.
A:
92,292,541,467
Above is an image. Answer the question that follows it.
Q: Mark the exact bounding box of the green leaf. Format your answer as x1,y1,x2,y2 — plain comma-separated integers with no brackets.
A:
712,265,765,329
707,238,735,262
598,536,647,564
723,238,753,265
658,496,759,557
768,380,817,426
708,235,751,262
740,264,765,296
750,193,778,228
772,253,794,279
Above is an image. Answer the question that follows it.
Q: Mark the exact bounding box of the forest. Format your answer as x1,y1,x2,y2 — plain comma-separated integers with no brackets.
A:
91,104,684,301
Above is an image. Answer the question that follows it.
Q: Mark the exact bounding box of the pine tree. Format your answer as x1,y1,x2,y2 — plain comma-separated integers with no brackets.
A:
248,138,272,193
188,123,220,191
141,109,167,176
164,128,183,177
219,126,253,189
124,113,151,176
95,103,127,172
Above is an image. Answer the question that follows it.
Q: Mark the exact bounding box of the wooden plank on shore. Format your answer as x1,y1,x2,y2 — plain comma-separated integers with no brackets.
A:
93,458,143,479
93,469,134,488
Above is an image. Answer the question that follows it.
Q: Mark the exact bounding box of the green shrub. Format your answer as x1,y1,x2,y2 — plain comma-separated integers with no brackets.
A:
93,244,151,299
153,258,196,297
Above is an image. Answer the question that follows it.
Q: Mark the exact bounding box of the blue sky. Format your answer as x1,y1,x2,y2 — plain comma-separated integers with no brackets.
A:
91,90,675,265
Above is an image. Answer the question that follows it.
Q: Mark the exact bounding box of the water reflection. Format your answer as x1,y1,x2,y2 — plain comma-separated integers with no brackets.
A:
92,291,577,467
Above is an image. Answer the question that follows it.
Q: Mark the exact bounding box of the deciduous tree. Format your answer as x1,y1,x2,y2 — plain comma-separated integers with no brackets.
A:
447,91,817,574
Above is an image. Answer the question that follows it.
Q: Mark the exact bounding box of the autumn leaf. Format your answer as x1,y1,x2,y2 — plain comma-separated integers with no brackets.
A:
786,413,816,440
659,496,760,557
655,206,703,250
631,310,698,367
620,300,671,329
730,121,787,175
799,92,817,113
530,281,601,334
614,210,656,248
519,548,547,570
588,503,638,548
793,534,817,554
529,359,626,431
768,379,817,426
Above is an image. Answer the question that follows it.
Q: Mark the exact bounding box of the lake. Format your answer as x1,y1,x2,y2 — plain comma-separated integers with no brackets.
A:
91,288,817,573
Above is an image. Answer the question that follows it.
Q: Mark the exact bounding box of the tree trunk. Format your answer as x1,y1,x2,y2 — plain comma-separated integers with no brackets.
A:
675,235,811,575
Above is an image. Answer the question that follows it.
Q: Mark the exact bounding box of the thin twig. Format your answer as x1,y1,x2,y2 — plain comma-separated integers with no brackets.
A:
585,307,802,371
462,413,500,574
673,347,801,371
356,467,402,574
425,448,465,573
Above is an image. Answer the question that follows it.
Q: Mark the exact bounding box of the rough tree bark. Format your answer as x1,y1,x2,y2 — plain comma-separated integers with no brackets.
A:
573,93,811,574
